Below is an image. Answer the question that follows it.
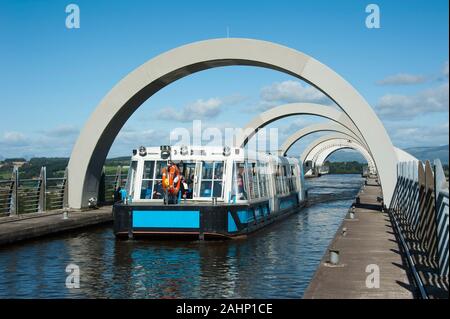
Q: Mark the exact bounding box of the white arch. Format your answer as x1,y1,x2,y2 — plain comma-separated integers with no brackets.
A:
279,122,367,156
302,135,417,179
302,134,362,160
301,134,377,175
235,103,368,149
68,38,397,208
315,145,372,167
310,141,377,175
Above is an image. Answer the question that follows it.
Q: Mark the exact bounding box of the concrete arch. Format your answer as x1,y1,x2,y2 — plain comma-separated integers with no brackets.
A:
68,38,397,208
315,145,373,167
302,133,375,162
302,135,416,179
311,142,377,175
304,137,376,174
235,103,368,149
279,122,366,156
395,148,419,163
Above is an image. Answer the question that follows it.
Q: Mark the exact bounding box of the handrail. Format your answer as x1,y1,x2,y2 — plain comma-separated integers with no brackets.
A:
389,160,449,298
0,165,128,215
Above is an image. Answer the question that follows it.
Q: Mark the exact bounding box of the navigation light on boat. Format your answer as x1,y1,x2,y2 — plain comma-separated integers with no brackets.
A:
180,145,188,156
160,145,171,159
223,146,231,156
139,146,147,156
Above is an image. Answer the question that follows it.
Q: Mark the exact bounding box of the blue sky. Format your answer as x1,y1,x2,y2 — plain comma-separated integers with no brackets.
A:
0,0,448,159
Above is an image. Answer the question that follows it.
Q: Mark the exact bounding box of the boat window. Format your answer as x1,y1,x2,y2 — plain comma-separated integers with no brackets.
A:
142,161,155,180
125,160,137,199
258,161,268,198
290,165,297,192
140,160,166,199
199,161,224,198
202,162,214,179
245,162,259,199
275,164,283,194
246,162,253,199
214,162,224,179
231,162,248,201
252,162,260,199
155,161,166,179
181,162,196,181
180,162,196,199
140,180,154,199
212,162,224,197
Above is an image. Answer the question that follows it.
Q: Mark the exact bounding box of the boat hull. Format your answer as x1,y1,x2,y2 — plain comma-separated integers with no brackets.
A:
113,194,303,240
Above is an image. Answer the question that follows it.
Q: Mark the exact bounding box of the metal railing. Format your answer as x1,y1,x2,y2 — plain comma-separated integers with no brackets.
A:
0,180,14,217
389,159,449,299
0,165,127,216
98,166,128,205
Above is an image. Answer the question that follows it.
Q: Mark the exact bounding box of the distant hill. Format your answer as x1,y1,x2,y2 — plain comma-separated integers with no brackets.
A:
404,145,449,164
328,145,449,164
0,156,130,179
327,150,367,163
0,146,447,180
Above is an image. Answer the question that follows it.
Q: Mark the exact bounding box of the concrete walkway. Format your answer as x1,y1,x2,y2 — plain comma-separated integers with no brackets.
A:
304,178,416,299
0,206,112,246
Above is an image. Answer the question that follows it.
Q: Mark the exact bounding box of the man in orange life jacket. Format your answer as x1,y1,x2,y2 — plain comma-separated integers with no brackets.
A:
162,161,181,204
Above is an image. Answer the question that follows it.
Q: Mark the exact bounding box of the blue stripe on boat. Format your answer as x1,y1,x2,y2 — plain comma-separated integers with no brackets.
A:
228,212,238,232
132,210,200,228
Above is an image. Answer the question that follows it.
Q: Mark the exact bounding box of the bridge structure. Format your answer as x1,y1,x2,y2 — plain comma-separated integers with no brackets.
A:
302,137,377,177
0,38,448,298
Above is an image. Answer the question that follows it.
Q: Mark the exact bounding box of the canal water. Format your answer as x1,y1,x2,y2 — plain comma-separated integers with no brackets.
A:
0,174,363,298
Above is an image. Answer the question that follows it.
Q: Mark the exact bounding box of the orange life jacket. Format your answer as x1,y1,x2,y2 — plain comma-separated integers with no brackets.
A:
162,165,181,194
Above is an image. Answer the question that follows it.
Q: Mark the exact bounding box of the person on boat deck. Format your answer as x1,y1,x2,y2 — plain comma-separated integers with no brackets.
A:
180,175,189,200
187,174,194,199
113,186,122,203
237,167,247,200
152,180,163,199
162,161,181,204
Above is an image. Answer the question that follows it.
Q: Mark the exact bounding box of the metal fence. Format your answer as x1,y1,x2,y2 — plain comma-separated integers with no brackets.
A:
0,179,14,217
98,166,128,205
0,165,127,216
389,159,449,299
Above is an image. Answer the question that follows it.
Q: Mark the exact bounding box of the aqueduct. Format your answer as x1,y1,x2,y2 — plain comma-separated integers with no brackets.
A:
234,103,368,149
301,137,377,176
278,122,366,156
68,38,402,209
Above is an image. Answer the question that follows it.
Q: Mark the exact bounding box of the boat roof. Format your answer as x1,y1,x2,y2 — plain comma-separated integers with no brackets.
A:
131,145,300,164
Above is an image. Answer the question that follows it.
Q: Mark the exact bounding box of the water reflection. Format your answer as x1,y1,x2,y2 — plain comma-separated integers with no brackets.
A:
0,174,363,298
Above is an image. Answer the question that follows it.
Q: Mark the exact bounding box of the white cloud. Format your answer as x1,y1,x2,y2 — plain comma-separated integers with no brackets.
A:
376,73,427,85
115,128,169,145
41,125,79,138
0,131,29,146
157,98,223,122
0,125,80,158
258,80,333,110
443,61,449,78
375,82,449,120
389,122,449,147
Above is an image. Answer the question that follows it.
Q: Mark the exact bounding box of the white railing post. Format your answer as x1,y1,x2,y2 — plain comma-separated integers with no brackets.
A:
9,167,19,216
38,166,47,213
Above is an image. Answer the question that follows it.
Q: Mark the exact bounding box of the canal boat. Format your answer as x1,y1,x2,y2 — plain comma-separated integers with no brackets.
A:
113,145,306,239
